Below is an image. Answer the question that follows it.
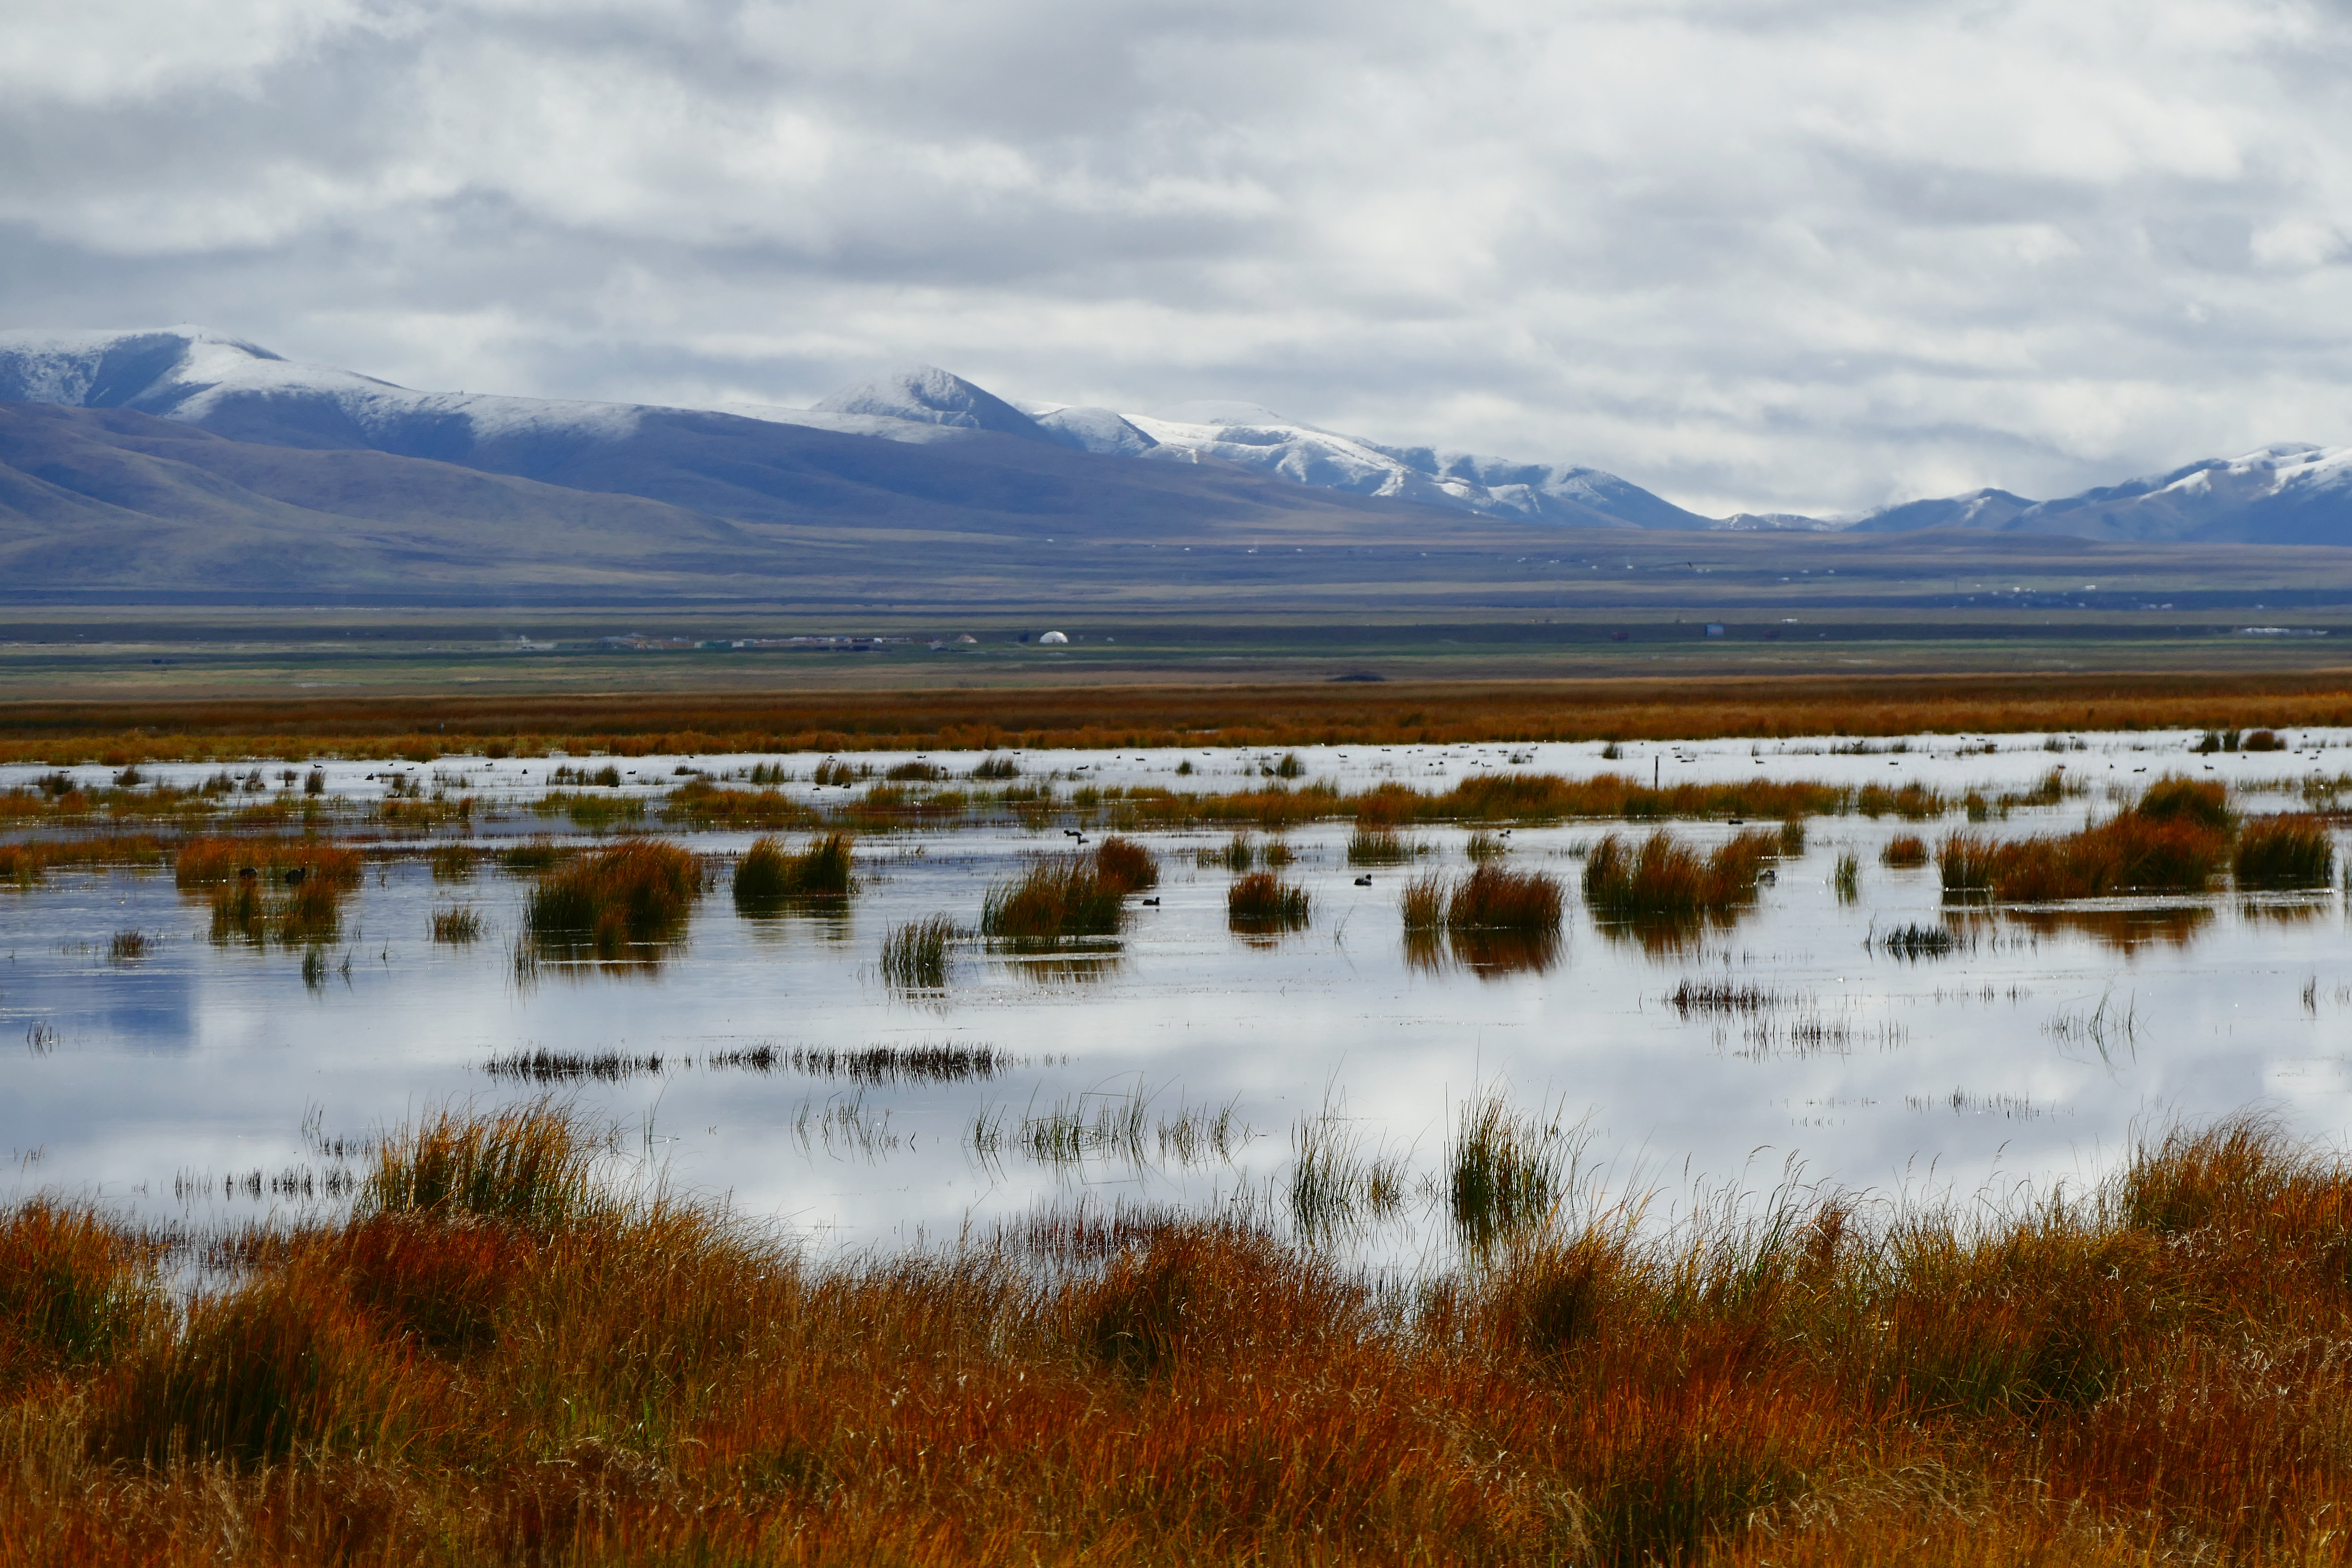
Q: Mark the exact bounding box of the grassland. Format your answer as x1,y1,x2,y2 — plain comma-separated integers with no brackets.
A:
11,1105,2352,1563
17,664,2352,766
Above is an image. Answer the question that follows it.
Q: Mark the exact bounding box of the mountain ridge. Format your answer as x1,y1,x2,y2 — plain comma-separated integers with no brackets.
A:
1,327,2348,547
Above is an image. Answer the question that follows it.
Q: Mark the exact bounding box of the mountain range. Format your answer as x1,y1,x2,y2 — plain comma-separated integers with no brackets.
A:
0,326,2348,604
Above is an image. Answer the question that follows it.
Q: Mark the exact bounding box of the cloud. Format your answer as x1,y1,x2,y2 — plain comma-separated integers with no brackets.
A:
3,0,2352,513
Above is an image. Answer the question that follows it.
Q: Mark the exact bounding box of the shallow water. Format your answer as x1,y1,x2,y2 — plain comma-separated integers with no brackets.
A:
6,728,2352,1257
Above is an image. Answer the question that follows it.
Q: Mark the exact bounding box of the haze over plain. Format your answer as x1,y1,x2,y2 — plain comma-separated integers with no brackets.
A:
5,0,2352,521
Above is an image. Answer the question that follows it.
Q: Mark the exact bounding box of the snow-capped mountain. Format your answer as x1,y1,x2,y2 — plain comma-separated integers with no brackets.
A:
4,327,2348,545
1846,448,2352,543
0,327,644,453
0,329,1711,530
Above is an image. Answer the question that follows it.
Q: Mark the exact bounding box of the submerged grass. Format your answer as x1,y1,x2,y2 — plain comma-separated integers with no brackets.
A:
879,915,958,990
429,905,484,944
22,1109,2352,1559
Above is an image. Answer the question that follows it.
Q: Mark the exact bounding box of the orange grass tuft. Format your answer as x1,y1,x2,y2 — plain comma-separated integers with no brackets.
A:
1091,835,1160,895
523,838,704,960
1583,829,1777,920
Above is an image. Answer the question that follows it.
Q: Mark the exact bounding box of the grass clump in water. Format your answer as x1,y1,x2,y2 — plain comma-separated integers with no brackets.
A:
981,853,1127,944
523,838,703,960
1227,871,1310,931
880,915,958,990
427,842,478,881
1833,851,1860,902
2235,813,2334,890
430,905,484,944
1091,835,1159,895
1347,825,1425,865
1940,777,2234,901
1448,1092,1574,1252
1582,829,1775,920
733,832,854,912
1880,834,1929,868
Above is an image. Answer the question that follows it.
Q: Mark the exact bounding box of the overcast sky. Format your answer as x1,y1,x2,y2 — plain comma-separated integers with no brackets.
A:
4,0,2351,515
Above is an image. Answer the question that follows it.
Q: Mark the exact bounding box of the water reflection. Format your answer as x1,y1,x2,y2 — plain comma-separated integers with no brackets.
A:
2239,897,2331,927
1953,904,2214,953
1592,912,1752,958
1405,927,1564,978
995,950,1124,986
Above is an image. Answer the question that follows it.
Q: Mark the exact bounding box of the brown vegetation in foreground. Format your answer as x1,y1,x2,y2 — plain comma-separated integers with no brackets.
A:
10,1108,2352,1563
7,667,2352,763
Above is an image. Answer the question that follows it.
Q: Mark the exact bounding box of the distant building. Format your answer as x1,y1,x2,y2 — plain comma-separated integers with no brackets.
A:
1704,624,1726,638
1038,630,1070,645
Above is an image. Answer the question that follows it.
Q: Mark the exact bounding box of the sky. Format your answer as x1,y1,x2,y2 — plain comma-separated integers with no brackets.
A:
3,0,2351,517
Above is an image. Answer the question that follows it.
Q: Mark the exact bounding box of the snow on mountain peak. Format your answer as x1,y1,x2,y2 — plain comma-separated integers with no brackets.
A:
810,365,1051,441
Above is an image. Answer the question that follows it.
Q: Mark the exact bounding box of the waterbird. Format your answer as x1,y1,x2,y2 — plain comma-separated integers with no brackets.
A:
1353,875,1372,886
1141,897,1160,907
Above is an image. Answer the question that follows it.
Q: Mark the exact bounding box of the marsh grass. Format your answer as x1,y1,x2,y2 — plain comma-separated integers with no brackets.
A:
494,839,571,874
1289,1106,1409,1238
733,833,854,911
1226,871,1310,931
29,1107,2352,1560
208,875,346,948
1346,825,1426,865
981,853,1126,945
1665,980,1786,1017
1582,829,1775,923
105,929,152,963
1200,833,1257,872
1448,1091,1576,1251
1833,850,1860,902
0,835,171,887
427,842,477,881
483,1048,665,1082
429,905,484,944
1880,833,1929,868
1091,834,1159,894
1877,922,1959,960
1465,829,1509,862
1940,779,2234,901
523,838,703,962
714,1042,1014,1083
2235,813,2335,889
174,835,362,892
879,915,958,990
